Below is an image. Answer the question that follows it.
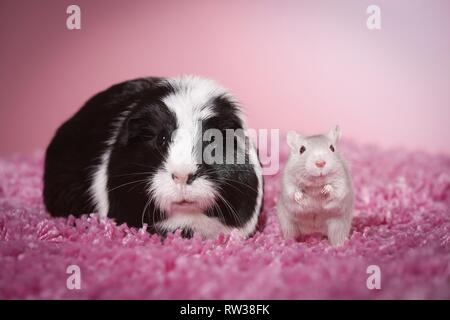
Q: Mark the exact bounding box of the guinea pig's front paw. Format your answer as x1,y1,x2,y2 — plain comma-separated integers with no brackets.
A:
294,190,303,204
321,184,333,196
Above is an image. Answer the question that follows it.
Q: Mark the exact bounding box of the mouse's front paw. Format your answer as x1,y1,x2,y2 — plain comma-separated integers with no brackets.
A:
321,184,333,196
294,190,303,204
323,199,338,210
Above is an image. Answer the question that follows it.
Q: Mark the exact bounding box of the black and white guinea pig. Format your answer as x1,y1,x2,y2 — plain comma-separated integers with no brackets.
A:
43,75,263,239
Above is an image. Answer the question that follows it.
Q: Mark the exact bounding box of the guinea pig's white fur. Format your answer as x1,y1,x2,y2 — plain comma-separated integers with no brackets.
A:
277,126,354,246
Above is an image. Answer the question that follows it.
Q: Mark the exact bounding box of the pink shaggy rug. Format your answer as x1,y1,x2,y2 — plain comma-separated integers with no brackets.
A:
0,142,449,299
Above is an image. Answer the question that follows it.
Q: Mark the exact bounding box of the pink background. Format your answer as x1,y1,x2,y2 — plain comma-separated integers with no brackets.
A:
1,0,449,156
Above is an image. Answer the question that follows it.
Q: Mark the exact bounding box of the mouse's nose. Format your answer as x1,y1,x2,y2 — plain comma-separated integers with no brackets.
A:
171,172,195,185
315,160,326,168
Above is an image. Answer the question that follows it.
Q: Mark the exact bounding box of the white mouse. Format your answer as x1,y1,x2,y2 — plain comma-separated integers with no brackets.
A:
276,126,354,246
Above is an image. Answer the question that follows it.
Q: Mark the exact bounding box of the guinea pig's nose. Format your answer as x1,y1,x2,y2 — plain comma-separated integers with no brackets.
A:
315,160,326,168
171,172,195,185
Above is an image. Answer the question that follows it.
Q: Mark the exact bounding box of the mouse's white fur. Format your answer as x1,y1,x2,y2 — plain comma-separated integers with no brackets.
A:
277,126,354,246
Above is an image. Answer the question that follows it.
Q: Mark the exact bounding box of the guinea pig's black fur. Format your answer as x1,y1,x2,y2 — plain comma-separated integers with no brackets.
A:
43,76,263,239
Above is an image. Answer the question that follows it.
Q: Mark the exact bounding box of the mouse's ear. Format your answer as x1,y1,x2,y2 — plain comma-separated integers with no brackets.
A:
327,125,341,143
286,131,303,151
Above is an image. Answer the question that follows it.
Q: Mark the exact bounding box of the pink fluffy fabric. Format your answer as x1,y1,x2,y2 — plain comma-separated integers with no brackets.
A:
0,142,449,299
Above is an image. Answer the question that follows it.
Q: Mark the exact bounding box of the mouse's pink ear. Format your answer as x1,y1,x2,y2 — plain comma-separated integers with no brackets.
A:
286,131,303,151
327,125,341,143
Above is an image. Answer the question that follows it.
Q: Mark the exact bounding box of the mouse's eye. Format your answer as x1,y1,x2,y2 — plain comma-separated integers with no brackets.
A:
299,146,306,154
330,145,335,152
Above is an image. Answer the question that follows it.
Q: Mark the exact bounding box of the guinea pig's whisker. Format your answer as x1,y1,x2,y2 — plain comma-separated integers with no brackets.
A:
203,190,225,223
219,179,251,194
109,172,154,178
212,200,227,227
208,178,245,195
149,191,162,230
201,167,254,174
152,203,159,232
206,175,259,194
205,177,253,225
209,167,252,172
214,190,242,226
128,162,155,169
224,199,242,226
141,197,152,228
107,179,149,192
224,178,259,194
143,184,155,226
220,190,243,225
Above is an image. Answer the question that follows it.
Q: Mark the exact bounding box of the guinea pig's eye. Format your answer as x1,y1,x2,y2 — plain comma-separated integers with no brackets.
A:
157,132,169,147
299,146,306,154
126,118,156,144
330,145,335,152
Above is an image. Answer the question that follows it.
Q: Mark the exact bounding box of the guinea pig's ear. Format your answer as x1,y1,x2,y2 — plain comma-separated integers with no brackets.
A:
286,131,303,151
120,114,154,145
327,125,341,144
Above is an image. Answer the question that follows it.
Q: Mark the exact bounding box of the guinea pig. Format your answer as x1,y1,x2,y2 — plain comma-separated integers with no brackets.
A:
43,75,263,239
276,126,354,246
